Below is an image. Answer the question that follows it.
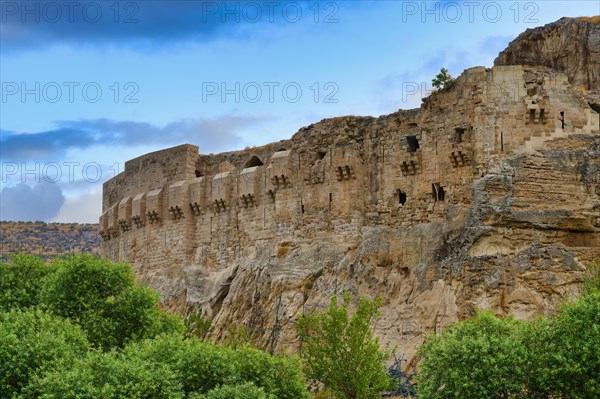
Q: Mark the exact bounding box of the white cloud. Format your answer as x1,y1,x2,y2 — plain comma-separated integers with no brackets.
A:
51,189,102,224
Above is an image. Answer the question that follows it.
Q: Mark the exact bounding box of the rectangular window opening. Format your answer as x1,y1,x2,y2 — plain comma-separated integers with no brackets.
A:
432,183,445,202
454,128,464,143
560,111,565,129
398,190,407,205
406,136,420,153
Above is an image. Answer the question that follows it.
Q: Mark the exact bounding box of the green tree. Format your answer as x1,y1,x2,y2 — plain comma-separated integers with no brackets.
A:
431,68,455,91
417,262,600,399
0,309,89,397
297,293,391,399
524,289,600,399
41,255,183,349
418,311,528,399
0,254,56,311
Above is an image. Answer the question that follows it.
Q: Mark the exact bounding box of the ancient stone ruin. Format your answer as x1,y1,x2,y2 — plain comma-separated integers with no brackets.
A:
101,18,600,364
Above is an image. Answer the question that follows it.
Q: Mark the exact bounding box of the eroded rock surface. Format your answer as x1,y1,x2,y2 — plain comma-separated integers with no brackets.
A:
495,17,600,91
102,21,600,365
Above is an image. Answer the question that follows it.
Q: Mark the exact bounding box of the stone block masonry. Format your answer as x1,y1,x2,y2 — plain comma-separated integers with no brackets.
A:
101,64,600,363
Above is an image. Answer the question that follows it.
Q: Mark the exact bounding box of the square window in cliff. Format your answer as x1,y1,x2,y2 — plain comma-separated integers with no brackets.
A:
398,190,407,205
406,136,420,153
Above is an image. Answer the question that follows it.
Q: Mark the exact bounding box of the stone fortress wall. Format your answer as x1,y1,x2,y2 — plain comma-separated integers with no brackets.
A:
101,64,600,361
101,65,598,269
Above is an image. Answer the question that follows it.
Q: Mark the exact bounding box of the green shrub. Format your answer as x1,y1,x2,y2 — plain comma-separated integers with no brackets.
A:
417,263,600,399
526,291,600,399
27,348,183,399
41,255,135,318
184,308,213,340
297,293,391,399
0,309,89,397
191,382,272,399
125,335,309,399
124,334,234,395
418,311,528,399
0,254,56,311
231,347,308,399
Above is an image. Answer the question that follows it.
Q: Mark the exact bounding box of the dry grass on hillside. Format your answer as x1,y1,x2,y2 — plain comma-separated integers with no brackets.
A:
0,221,101,260
575,16,600,24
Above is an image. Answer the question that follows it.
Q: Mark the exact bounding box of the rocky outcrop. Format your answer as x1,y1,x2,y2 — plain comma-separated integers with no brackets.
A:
102,19,600,367
495,17,600,91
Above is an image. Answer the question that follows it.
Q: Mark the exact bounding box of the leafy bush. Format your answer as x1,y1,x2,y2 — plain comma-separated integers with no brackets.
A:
0,254,308,398
124,334,235,395
418,311,527,399
41,255,135,318
185,308,213,340
297,293,391,399
0,309,89,397
27,348,183,399
418,262,600,399
41,255,183,349
125,335,309,399
0,254,55,311
191,382,272,399
524,290,600,399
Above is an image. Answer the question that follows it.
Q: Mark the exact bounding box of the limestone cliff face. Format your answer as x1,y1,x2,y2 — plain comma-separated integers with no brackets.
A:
101,22,600,366
495,17,600,91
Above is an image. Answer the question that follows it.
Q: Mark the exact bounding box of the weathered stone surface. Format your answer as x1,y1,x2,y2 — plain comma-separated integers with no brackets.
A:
495,17,600,91
102,23,600,366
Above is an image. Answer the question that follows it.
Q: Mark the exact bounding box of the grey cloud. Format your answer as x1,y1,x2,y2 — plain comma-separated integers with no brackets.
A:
0,0,317,54
0,181,65,222
0,114,272,161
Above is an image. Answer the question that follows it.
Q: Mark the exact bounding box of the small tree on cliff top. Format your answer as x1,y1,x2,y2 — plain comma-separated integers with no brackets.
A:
432,68,455,91
297,293,392,399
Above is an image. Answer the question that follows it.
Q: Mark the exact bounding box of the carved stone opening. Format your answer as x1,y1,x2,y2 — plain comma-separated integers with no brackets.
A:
132,215,145,228
398,190,407,205
432,183,445,202
169,206,185,220
407,136,420,153
147,210,161,224
190,203,201,216
214,199,226,213
560,111,565,129
244,156,264,168
454,128,464,143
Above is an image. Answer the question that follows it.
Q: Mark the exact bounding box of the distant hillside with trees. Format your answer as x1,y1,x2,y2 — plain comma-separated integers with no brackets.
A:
0,222,101,260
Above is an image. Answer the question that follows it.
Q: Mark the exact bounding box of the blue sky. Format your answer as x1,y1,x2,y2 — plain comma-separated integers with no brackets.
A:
1,0,598,223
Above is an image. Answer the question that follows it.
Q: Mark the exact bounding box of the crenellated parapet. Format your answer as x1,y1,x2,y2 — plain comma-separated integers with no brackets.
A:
98,20,600,362
101,64,599,273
